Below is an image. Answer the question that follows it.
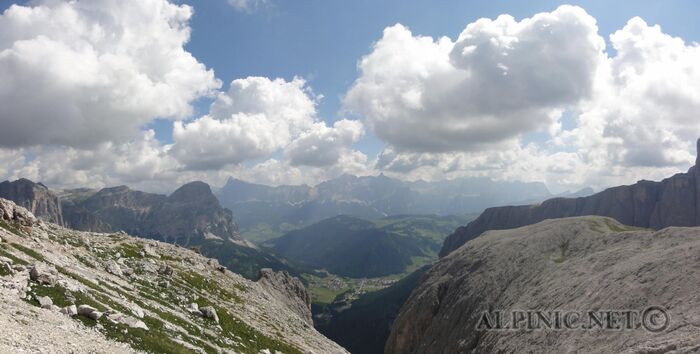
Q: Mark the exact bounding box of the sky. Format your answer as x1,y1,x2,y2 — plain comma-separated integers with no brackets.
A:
1,0,699,193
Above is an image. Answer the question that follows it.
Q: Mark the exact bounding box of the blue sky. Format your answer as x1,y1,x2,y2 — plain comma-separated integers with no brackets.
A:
1,0,700,192
175,0,700,156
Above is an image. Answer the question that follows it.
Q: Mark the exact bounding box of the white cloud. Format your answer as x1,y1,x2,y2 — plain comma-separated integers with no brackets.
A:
171,77,364,170
572,17,700,168
344,5,605,153
0,0,220,148
227,0,267,13
286,119,364,167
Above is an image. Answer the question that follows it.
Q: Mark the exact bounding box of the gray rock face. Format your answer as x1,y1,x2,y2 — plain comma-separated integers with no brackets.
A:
61,185,165,233
387,217,700,354
0,179,63,225
441,138,700,257
256,268,312,325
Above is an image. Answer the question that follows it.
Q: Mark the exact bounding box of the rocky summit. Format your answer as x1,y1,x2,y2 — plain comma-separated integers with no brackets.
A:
440,138,700,257
0,198,346,353
387,216,700,354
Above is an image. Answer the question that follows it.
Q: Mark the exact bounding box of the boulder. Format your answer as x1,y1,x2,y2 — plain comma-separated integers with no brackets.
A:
36,296,53,309
200,306,219,323
29,263,57,285
186,303,202,316
77,304,103,320
105,260,123,276
106,312,149,331
60,305,78,316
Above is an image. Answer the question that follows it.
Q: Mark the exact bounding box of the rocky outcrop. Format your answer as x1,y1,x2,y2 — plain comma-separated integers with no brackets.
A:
387,216,700,354
0,179,63,225
0,197,346,353
441,138,700,257
257,268,313,325
0,197,37,228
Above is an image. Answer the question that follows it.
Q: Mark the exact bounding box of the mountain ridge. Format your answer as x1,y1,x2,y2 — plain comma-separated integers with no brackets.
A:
440,138,700,257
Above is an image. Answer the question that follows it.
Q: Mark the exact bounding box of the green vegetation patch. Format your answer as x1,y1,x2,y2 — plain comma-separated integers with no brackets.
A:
179,271,242,304
0,245,28,265
10,242,46,261
0,220,23,236
116,243,142,259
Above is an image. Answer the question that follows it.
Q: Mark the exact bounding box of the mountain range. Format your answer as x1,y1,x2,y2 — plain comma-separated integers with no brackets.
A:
216,173,566,242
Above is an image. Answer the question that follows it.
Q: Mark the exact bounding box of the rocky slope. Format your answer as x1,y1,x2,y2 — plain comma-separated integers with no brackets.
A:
440,138,700,257
0,178,64,225
0,198,346,353
387,216,700,353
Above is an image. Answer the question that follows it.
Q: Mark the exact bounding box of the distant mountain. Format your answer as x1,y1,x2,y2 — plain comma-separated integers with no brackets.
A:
61,185,166,234
0,178,64,225
266,214,472,278
62,182,240,246
440,138,700,257
218,174,552,242
315,265,430,354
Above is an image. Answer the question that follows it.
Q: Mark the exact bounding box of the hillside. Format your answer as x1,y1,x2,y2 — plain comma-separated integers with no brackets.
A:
267,216,428,278
440,138,700,256
267,214,471,278
0,197,346,353
387,216,700,353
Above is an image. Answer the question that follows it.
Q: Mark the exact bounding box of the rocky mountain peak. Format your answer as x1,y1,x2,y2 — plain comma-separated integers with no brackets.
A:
169,181,215,203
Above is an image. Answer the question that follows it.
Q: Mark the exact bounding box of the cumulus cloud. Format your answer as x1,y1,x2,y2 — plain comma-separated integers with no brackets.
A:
171,77,364,170
286,119,364,167
344,5,605,153
0,0,220,148
574,17,700,168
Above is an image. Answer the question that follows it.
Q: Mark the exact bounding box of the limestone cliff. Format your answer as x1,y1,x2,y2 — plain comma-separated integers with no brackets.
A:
0,178,63,226
441,138,700,257
388,217,700,353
